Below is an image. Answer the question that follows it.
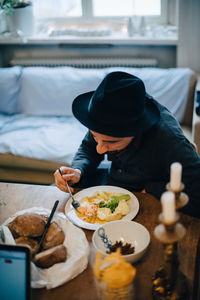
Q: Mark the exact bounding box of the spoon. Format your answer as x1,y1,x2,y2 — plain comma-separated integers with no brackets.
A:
98,227,112,249
58,168,80,211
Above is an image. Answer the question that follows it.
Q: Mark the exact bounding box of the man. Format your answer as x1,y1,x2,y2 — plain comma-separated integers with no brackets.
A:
54,71,200,218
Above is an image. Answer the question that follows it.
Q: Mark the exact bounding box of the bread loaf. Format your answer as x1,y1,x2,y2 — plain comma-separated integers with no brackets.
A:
42,221,65,250
15,236,39,255
9,213,46,237
34,244,67,268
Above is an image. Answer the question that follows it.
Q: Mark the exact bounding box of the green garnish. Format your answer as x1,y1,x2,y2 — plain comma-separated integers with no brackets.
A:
110,194,130,201
99,194,130,213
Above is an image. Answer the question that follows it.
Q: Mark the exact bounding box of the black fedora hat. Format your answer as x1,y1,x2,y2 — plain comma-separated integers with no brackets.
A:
72,71,160,137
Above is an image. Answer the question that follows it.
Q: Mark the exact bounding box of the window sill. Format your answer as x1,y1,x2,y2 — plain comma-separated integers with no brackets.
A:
0,35,178,46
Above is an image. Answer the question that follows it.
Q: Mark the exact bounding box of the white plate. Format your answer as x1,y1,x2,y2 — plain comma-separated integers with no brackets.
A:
65,185,139,230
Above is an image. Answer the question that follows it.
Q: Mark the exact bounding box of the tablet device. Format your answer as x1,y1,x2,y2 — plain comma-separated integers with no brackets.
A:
0,244,31,300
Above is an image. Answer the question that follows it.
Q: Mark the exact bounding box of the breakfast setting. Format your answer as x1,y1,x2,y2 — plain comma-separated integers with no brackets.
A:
1,182,152,298
0,157,199,300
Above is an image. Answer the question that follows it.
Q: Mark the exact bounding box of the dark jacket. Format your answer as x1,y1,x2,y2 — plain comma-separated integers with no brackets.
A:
71,100,200,218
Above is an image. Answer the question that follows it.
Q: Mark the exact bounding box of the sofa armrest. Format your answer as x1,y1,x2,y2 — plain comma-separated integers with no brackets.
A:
192,75,200,154
182,70,197,126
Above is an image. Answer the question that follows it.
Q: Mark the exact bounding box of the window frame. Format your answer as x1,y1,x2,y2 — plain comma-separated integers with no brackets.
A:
35,0,169,26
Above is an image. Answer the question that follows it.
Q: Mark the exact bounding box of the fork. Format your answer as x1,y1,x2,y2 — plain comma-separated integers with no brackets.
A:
58,168,80,211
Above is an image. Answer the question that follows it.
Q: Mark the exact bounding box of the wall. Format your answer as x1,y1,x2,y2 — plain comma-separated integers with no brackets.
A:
177,0,200,73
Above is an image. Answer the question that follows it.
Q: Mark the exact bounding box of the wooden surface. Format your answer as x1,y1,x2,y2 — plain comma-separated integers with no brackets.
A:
192,237,200,300
0,182,200,300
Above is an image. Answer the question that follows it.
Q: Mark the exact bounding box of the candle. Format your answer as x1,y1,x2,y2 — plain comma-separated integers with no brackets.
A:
161,191,176,223
170,162,182,191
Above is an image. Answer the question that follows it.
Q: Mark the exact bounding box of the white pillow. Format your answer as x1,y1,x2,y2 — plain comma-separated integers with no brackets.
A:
18,67,106,116
0,66,22,114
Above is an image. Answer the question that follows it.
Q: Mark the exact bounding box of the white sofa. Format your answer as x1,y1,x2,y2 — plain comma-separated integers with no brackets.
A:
0,66,197,184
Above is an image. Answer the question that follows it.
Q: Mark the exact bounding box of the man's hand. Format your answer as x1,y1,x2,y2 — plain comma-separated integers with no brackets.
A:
54,167,81,193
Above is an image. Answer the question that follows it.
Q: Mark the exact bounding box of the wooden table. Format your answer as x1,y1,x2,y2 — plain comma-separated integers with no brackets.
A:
0,182,199,300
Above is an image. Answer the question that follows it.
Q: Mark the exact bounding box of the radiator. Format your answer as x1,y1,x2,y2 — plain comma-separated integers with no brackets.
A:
10,56,158,68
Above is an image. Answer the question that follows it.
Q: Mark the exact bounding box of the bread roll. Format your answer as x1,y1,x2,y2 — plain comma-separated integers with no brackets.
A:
7,222,19,238
15,236,39,255
34,244,67,268
10,213,46,237
42,222,65,250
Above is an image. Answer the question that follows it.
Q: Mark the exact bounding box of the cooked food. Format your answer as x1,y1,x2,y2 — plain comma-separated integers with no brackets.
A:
114,199,130,215
34,244,67,269
76,192,131,224
9,213,46,237
96,207,113,220
97,199,130,221
97,208,122,222
42,222,65,250
15,236,39,255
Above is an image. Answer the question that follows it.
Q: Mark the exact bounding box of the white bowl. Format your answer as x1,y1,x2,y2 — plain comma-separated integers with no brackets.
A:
92,220,150,263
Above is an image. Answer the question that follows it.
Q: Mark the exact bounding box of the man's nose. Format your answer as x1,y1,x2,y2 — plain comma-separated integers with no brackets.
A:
96,141,108,154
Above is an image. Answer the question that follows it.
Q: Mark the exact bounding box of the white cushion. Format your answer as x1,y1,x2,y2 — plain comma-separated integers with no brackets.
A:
18,66,106,116
0,66,22,114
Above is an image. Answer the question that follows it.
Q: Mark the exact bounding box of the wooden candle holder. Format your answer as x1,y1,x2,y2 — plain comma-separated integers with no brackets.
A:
152,213,190,300
166,182,189,209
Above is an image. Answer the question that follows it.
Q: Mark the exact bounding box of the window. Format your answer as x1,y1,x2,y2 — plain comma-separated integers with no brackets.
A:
32,0,177,39
93,0,161,17
33,0,165,21
33,0,82,19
